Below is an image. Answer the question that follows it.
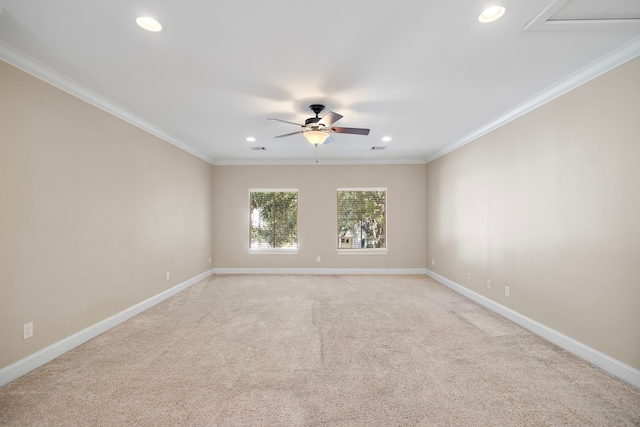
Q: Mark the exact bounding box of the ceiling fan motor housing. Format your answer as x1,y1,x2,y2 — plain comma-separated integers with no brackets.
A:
305,117,322,127
306,104,325,128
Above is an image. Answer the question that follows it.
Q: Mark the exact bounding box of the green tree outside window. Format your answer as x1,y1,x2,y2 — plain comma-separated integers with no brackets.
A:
337,190,386,249
250,191,298,249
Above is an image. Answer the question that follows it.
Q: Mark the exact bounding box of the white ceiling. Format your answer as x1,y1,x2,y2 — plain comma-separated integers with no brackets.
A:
1,0,639,165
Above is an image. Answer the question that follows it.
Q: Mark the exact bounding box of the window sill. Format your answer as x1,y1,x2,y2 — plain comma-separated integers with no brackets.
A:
248,248,299,255
336,249,388,256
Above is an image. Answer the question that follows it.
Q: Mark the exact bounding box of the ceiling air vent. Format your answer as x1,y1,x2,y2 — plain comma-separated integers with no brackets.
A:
371,146,386,150
250,147,266,151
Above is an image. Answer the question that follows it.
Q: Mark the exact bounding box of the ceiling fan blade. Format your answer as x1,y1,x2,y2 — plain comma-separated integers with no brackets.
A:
331,126,370,135
274,130,305,138
318,111,343,126
267,118,304,127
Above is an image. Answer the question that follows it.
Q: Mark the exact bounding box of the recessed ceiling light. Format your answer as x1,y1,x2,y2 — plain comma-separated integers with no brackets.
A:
381,136,392,142
246,137,256,142
478,6,506,23
136,16,163,32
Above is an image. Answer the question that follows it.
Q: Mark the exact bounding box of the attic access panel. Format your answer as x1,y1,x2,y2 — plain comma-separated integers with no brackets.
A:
524,0,640,31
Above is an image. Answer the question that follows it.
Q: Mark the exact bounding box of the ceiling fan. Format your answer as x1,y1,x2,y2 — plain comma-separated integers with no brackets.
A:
268,104,370,146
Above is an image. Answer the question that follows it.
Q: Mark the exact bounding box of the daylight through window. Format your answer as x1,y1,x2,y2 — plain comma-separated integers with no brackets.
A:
250,190,298,249
337,189,386,249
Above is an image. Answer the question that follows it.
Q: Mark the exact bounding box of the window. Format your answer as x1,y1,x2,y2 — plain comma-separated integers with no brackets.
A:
337,188,387,254
249,189,298,252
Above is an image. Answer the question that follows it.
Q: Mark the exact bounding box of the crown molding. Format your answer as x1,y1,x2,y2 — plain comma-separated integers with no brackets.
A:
0,42,216,165
213,157,427,166
424,34,640,164
4,35,638,169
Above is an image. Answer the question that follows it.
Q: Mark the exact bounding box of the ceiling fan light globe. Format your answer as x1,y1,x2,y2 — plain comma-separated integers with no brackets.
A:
304,130,330,146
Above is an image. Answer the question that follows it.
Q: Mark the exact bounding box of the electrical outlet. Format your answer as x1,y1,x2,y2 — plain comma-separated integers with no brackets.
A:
23,322,33,340
208,257,211,264
316,256,321,262
467,273,471,281
432,258,435,266
487,280,491,289
166,272,170,280
505,286,510,297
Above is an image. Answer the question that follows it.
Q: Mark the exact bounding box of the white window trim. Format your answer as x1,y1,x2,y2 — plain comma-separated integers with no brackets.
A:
248,248,299,255
336,187,388,254
336,248,388,255
249,188,299,253
337,187,387,192
249,188,299,193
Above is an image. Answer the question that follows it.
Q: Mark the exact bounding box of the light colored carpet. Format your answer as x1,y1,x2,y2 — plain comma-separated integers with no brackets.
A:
1,274,639,426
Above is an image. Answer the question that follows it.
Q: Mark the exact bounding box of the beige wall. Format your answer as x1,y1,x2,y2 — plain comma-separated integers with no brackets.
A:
0,61,215,369
3,49,637,378
425,57,640,369
213,164,426,269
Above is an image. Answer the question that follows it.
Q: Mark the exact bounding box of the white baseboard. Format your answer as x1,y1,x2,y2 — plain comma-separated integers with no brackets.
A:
5,268,636,390
213,268,428,275
425,269,640,389
0,268,215,387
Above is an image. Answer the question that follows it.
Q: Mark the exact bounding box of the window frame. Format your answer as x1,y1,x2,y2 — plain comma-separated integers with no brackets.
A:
336,187,389,256
248,188,299,255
